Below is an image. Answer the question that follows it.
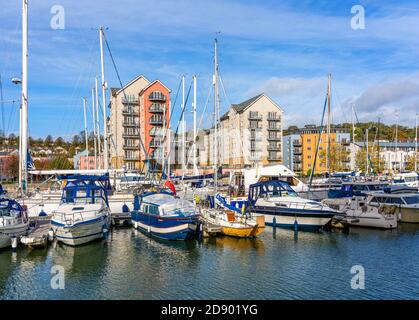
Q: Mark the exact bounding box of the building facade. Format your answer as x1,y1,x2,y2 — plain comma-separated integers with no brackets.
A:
283,125,351,175
193,93,283,168
108,75,170,171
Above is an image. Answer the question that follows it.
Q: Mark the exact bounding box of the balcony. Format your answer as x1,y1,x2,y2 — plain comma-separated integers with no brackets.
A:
122,97,138,105
294,164,302,171
267,136,281,141
123,121,139,127
249,135,262,141
250,145,262,151
149,117,163,125
124,155,138,161
149,139,163,148
267,115,281,121
123,144,139,150
248,113,262,120
268,155,282,161
267,145,281,151
149,92,166,102
248,154,262,161
149,104,165,113
293,139,302,146
267,126,281,131
249,126,263,132
149,151,163,160
293,155,302,163
122,132,139,138
293,147,302,154
122,108,137,115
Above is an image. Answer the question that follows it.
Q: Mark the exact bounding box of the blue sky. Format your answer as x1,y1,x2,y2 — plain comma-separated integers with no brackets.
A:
1,0,419,139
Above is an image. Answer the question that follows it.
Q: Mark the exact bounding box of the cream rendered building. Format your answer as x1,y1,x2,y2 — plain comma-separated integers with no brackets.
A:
197,93,283,168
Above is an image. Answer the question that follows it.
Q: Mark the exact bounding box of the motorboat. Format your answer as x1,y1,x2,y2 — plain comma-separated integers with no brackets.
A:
247,180,338,230
200,194,265,238
0,193,29,249
333,194,398,229
50,175,111,246
392,171,419,188
131,191,199,240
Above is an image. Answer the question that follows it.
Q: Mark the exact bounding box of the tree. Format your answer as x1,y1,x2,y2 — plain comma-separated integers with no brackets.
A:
355,147,385,174
405,154,418,171
55,136,65,147
3,155,19,179
47,156,73,170
319,143,351,172
44,135,53,147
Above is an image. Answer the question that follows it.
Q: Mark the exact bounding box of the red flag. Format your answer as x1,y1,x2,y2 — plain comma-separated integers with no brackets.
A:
165,180,176,196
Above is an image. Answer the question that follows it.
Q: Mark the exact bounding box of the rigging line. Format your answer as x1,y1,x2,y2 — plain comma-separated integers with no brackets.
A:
102,33,149,175
159,79,193,184
0,74,5,139
308,93,328,190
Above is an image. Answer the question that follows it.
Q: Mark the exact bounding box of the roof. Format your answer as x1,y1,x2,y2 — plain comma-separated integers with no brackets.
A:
139,79,171,94
231,93,264,113
113,75,150,96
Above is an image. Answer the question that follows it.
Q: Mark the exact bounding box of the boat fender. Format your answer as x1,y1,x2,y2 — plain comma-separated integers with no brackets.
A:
133,195,140,211
48,228,54,242
134,221,138,229
102,225,109,239
272,217,277,228
11,236,18,252
294,220,298,232
122,203,129,213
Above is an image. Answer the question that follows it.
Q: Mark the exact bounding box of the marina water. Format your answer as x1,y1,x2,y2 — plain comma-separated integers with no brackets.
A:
1,225,418,300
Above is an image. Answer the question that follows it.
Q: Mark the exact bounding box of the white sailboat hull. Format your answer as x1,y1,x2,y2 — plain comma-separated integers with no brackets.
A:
0,222,29,249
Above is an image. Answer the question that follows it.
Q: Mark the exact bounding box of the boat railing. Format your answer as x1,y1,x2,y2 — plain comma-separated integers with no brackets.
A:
53,209,103,225
274,199,334,212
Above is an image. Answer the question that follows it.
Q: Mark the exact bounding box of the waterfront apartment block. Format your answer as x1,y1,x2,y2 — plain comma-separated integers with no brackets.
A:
196,93,284,168
283,125,351,175
108,75,170,171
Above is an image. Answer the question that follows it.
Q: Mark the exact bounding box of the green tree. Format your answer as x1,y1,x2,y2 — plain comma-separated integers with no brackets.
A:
355,147,385,174
47,156,73,170
319,143,351,172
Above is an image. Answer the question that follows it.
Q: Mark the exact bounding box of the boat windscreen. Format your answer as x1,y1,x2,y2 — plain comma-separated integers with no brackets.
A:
403,196,419,205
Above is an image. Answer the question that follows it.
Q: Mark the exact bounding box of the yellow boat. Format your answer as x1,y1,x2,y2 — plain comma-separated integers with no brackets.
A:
201,209,265,238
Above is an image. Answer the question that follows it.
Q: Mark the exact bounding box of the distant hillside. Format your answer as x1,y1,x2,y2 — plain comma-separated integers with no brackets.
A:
284,122,416,141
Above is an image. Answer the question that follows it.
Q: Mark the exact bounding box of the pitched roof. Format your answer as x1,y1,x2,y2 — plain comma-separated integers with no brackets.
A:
139,79,171,94
231,93,264,113
114,74,150,96
110,88,120,96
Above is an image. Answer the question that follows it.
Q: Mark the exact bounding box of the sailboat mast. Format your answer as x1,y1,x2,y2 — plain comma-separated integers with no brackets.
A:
83,98,89,156
193,75,198,175
99,26,109,170
95,76,101,168
415,113,418,172
167,100,172,177
21,0,28,193
352,104,356,171
326,73,331,176
213,38,219,193
91,88,97,166
366,128,369,175
181,75,186,174
395,113,399,173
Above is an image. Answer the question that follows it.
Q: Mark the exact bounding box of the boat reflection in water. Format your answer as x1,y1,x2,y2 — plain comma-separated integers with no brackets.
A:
203,235,265,253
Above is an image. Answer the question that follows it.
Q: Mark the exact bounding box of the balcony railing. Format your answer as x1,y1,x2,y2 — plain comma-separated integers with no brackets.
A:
293,155,302,162
149,139,163,148
293,139,302,146
267,145,281,151
267,126,281,131
268,155,282,161
124,155,139,161
294,147,302,154
122,132,139,138
248,155,262,161
267,115,281,121
248,113,262,120
249,135,262,141
123,144,139,150
121,97,138,105
122,108,137,115
149,104,165,113
249,126,263,131
149,92,166,102
123,121,139,127
267,136,281,141
149,117,163,125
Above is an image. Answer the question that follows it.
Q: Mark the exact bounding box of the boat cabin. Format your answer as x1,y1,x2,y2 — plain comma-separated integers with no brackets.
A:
248,180,299,204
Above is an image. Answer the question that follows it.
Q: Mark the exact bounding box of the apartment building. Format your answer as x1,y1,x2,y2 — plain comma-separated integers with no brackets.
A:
194,93,283,168
283,125,351,175
108,75,170,171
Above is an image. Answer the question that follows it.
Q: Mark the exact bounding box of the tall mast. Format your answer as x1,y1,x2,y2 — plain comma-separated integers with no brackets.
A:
415,113,418,172
82,98,89,156
21,0,28,193
99,26,109,170
366,128,369,175
181,75,186,174
167,100,172,178
95,76,101,168
352,104,356,171
395,113,399,173
326,73,331,176
193,75,198,175
91,87,97,166
377,118,380,173
213,38,220,193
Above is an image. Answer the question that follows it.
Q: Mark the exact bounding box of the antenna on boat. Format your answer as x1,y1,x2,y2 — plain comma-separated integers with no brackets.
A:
82,97,89,157
91,87,98,167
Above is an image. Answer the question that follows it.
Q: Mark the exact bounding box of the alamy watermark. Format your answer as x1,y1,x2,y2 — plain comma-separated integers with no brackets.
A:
50,5,65,30
350,265,365,290
351,5,365,30
51,265,65,290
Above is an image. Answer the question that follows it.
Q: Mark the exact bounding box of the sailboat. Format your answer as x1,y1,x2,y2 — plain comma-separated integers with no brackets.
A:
197,38,266,238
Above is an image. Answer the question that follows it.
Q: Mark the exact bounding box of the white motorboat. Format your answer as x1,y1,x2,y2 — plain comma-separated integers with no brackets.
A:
0,195,29,249
333,194,398,229
50,175,111,246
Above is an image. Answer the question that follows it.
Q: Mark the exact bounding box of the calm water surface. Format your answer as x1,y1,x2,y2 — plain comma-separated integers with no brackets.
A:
1,225,418,300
